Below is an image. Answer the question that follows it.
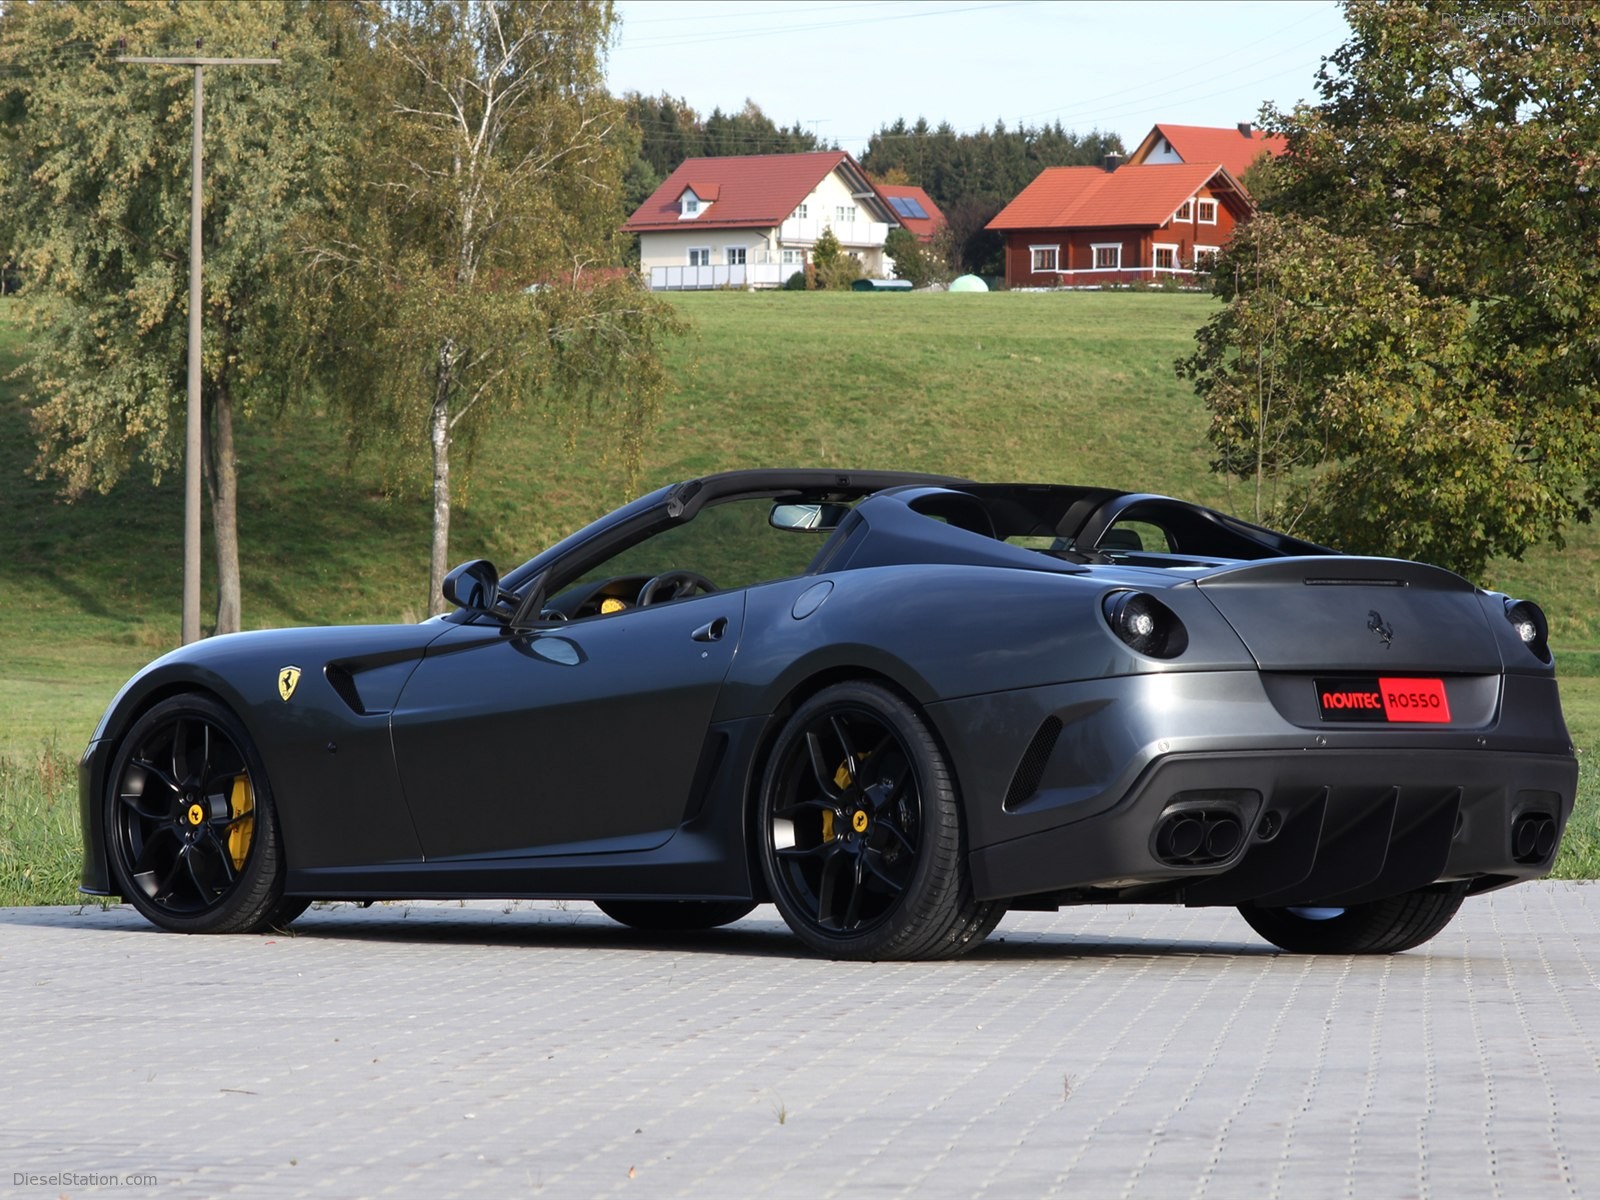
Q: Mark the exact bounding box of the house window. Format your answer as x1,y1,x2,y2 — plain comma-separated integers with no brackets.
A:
836,205,857,223
688,247,711,267
1030,245,1059,272
1175,200,1193,222
1153,244,1178,271
1193,245,1221,270
1197,199,1218,224
1092,243,1121,271
782,248,805,265
793,203,808,220
726,246,747,266
681,195,699,216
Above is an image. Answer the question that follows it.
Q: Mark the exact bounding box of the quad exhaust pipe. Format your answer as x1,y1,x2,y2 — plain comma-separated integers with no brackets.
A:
1511,812,1558,864
1153,806,1245,867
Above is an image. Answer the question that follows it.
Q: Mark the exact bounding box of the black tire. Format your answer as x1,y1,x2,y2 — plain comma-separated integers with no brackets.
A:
595,899,755,931
1238,883,1469,954
104,694,290,934
756,681,1002,961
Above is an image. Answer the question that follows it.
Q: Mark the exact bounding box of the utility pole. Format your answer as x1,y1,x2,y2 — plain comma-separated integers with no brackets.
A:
119,49,278,645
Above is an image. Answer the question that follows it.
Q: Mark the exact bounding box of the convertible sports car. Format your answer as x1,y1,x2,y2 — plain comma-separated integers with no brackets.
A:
80,470,1578,959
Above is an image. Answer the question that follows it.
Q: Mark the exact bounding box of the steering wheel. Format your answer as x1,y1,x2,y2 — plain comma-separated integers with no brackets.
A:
637,570,718,606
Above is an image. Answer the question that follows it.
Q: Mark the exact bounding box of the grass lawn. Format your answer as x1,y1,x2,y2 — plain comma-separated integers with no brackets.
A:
1,290,1594,903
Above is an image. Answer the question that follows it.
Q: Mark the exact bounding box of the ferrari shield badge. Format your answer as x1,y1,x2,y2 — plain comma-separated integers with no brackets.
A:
277,666,302,703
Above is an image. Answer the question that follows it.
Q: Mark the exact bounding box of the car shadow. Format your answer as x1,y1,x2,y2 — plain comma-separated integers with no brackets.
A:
3,901,1317,962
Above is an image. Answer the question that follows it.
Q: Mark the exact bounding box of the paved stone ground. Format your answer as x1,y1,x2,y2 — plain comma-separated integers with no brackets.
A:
1,883,1597,1200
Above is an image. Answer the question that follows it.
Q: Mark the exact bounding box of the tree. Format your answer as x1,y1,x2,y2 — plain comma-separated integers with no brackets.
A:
297,0,683,612
884,227,947,289
620,91,825,181
1178,214,1489,557
805,225,860,289
0,1,339,634
1181,0,1600,578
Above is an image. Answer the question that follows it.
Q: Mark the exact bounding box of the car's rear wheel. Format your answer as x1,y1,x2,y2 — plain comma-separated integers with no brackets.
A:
105,695,290,934
1237,883,1469,954
756,681,1002,960
595,899,755,931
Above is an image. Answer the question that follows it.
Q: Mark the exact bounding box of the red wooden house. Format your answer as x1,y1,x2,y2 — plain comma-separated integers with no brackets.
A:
986,161,1252,289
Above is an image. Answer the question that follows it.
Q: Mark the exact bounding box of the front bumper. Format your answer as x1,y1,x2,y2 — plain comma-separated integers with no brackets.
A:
78,737,113,896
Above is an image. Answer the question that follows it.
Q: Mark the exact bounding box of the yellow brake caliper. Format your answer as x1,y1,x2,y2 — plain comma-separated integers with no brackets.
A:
228,775,255,870
825,751,873,842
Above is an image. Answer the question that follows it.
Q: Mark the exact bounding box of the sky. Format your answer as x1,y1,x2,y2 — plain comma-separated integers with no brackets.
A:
606,0,1353,156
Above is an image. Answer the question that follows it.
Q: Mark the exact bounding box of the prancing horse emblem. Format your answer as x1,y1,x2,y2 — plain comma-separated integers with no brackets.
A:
278,665,302,702
1367,610,1394,649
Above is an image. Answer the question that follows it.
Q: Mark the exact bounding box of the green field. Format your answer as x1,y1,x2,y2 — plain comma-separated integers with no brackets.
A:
1,291,1594,902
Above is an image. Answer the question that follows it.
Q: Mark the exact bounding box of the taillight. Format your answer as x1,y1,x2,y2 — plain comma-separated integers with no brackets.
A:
1102,591,1188,658
1503,598,1551,663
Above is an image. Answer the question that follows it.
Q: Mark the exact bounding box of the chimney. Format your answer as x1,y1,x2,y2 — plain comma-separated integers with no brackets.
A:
1103,152,1122,172
1238,122,1254,137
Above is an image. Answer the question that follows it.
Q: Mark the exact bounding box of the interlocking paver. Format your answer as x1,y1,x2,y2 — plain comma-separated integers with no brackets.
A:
2,884,1597,1198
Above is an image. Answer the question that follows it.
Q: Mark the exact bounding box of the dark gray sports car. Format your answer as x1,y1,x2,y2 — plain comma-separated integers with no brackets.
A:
80,470,1578,959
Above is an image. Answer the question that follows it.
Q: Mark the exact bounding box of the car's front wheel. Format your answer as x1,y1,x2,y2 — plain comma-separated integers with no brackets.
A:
105,695,292,934
756,681,1002,960
1237,883,1469,954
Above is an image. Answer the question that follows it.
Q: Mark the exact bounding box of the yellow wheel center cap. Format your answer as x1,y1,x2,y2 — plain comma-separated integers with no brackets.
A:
852,810,870,834
187,803,205,826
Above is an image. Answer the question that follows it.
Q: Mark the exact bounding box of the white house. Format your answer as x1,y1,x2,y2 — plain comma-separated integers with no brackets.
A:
623,151,900,290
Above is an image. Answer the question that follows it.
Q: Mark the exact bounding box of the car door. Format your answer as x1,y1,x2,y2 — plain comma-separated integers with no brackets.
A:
388,589,746,860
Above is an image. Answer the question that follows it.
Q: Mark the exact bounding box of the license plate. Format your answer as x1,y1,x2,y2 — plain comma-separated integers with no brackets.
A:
1315,677,1452,723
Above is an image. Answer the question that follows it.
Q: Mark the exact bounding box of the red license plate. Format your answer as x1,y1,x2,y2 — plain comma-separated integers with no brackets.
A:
1316,677,1452,723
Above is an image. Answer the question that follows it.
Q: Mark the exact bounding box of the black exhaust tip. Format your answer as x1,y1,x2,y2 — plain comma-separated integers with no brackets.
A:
1153,806,1245,868
1511,812,1558,864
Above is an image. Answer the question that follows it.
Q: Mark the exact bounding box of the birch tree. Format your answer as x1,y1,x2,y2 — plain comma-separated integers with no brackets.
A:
299,0,681,612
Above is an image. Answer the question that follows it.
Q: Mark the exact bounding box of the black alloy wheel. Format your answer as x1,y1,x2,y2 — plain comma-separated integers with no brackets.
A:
105,694,295,934
757,681,1002,960
1237,882,1469,954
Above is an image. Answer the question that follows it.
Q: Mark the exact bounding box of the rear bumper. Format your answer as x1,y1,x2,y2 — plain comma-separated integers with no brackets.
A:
967,746,1577,905
929,669,1577,906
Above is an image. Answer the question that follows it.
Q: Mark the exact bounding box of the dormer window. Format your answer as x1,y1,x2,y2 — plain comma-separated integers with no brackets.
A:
679,188,708,219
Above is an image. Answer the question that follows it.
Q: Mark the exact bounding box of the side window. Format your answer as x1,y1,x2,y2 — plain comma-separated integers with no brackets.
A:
1102,520,1173,554
558,498,834,616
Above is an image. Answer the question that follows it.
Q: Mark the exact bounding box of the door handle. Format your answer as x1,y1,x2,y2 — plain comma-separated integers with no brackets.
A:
691,617,728,643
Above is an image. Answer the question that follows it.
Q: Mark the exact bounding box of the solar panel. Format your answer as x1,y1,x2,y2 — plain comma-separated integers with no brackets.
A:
888,195,929,220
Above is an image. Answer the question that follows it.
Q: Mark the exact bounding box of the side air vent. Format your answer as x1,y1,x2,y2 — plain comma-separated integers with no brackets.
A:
1003,717,1062,810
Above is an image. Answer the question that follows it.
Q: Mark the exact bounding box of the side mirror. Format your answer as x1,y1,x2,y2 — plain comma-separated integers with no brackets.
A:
442,559,502,613
770,502,852,532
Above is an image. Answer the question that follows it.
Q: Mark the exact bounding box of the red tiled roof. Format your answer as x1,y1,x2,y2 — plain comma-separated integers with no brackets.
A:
876,184,946,243
987,163,1243,231
1133,123,1286,180
624,152,857,232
